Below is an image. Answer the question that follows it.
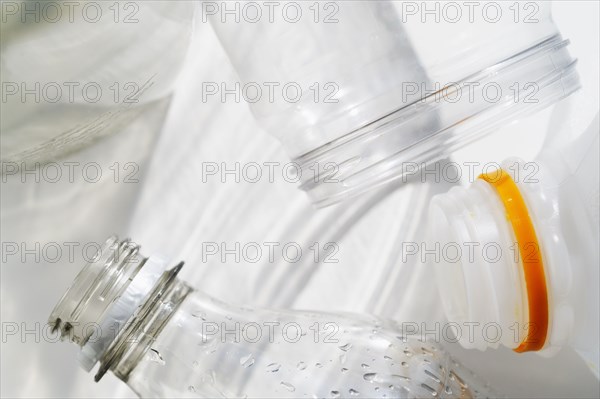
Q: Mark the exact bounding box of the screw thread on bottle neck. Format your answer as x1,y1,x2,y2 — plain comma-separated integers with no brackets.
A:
49,236,191,380
96,261,191,382
429,180,529,351
49,236,145,347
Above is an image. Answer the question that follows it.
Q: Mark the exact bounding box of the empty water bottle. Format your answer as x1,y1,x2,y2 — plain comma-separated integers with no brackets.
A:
206,1,579,205
49,236,497,398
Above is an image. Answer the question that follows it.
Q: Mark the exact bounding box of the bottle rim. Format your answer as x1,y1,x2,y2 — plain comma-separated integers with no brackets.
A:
48,236,144,347
295,34,580,207
48,236,188,379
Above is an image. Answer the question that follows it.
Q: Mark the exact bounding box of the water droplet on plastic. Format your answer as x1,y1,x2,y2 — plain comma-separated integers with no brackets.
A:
361,363,370,369
392,374,410,381
240,354,255,368
188,385,196,393
226,315,232,320
192,360,200,368
401,361,408,367
422,346,434,355
339,343,352,352
424,369,441,383
149,349,165,365
297,361,307,370
349,388,359,396
341,367,348,373
421,383,438,396
266,363,281,372
331,390,340,398
315,362,323,368
280,381,295,392
339,354,347,364
363,373,376,381
384,355,392,361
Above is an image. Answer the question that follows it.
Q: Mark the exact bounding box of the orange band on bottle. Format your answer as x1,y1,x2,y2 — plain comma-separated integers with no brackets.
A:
479,169,548,352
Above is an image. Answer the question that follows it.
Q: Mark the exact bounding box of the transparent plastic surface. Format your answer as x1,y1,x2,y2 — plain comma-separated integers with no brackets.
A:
126,291,496,398
1,1,193,163
208,1,579,205
209,1,429,155
49,238,497,398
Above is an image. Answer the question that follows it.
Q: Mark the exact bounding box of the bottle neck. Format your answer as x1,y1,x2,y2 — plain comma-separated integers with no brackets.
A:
96,262,191,382
429,162,571,354
49,236,191,382
294,34,578,207
429,176,529,351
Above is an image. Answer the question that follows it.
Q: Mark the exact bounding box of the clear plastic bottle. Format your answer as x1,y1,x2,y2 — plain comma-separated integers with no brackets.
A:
49,237,497,398
207,1,579,206
428,114,599,376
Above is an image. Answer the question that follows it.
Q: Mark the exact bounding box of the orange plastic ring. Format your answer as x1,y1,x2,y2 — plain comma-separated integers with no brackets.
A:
479,169,548,352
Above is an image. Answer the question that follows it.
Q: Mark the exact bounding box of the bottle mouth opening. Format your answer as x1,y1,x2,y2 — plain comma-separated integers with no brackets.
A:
295,34,580,207
48,236,183,377
48,236,144,347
